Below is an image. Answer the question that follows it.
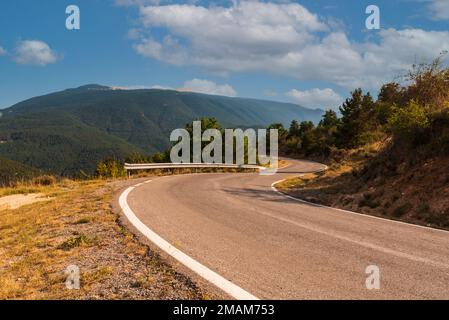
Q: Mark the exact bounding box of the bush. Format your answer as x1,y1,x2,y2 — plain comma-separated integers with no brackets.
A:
33,175,56,186
392,203,412,217
388,100,430,145
125,152,152,164
427,109,449,154
405,53,449,109
358,193,381,209
152,151,170,163
96,158,125,179
58,234,91,251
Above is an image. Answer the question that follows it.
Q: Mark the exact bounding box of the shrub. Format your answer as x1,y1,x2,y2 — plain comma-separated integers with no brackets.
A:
392,203,412,217
428,109,449,154
74,217,91,224
125,152,151,164
423,212,449,228
151,152,169,163
33,175,56,186
417,203,431,215
405,53,449,109
358,193,381,209
388,100,430,144
58,234,91,251
96,158,125,179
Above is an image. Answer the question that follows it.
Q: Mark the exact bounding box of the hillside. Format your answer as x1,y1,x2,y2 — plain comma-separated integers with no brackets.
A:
279,145,449,230
0,156,42,186
0,85,323,176
275,56,449,229
0,111,140,176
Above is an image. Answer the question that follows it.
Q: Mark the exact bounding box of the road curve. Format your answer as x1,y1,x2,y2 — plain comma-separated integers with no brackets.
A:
124,159,449,299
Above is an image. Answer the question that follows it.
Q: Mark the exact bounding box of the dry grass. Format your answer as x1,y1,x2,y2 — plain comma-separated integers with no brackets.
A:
0,181,83,298
0,179,216,299
279,142,384,192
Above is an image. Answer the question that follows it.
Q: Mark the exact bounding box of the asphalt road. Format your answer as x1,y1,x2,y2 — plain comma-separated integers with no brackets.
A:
126,160,449,299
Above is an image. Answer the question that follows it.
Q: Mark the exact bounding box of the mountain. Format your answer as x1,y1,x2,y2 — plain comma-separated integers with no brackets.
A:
0,84,323,176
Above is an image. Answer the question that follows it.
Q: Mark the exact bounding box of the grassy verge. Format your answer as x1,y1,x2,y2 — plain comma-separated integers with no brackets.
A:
0,178,217,299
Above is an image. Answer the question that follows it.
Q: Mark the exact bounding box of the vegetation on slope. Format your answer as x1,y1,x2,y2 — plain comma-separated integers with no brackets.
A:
0,111,141,177
276,54,449,229
0,156,42,186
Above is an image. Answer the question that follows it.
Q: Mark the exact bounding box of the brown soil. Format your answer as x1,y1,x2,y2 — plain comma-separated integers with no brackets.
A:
278,145,449,230
0,193,52,210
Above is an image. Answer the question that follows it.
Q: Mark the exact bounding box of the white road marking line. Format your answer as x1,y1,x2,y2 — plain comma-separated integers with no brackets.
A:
119,179,259,300
270,180,449,269
270,179,449,235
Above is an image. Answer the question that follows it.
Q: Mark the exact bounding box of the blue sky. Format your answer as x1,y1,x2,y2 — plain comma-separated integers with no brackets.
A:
0,0,448,110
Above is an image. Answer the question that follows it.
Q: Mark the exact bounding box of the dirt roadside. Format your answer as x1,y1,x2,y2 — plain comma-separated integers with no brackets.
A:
0,178,223,299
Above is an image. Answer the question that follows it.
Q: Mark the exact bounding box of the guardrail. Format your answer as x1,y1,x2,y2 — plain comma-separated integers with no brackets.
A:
124,162,264,177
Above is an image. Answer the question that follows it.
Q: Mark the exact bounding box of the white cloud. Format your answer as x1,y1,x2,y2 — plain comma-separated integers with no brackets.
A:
14,40,59,66
180,79,237,97
130,2,449,90
429,0,449,20
134,35,188,65
286,88,344,109
134,1,326,67
0,46,6,56
137,2,326,62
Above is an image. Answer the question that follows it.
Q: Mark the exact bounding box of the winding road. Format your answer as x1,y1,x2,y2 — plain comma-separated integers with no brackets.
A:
120,159,449,299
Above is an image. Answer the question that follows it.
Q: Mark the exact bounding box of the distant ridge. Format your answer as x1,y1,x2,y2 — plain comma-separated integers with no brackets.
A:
0,85,324,175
